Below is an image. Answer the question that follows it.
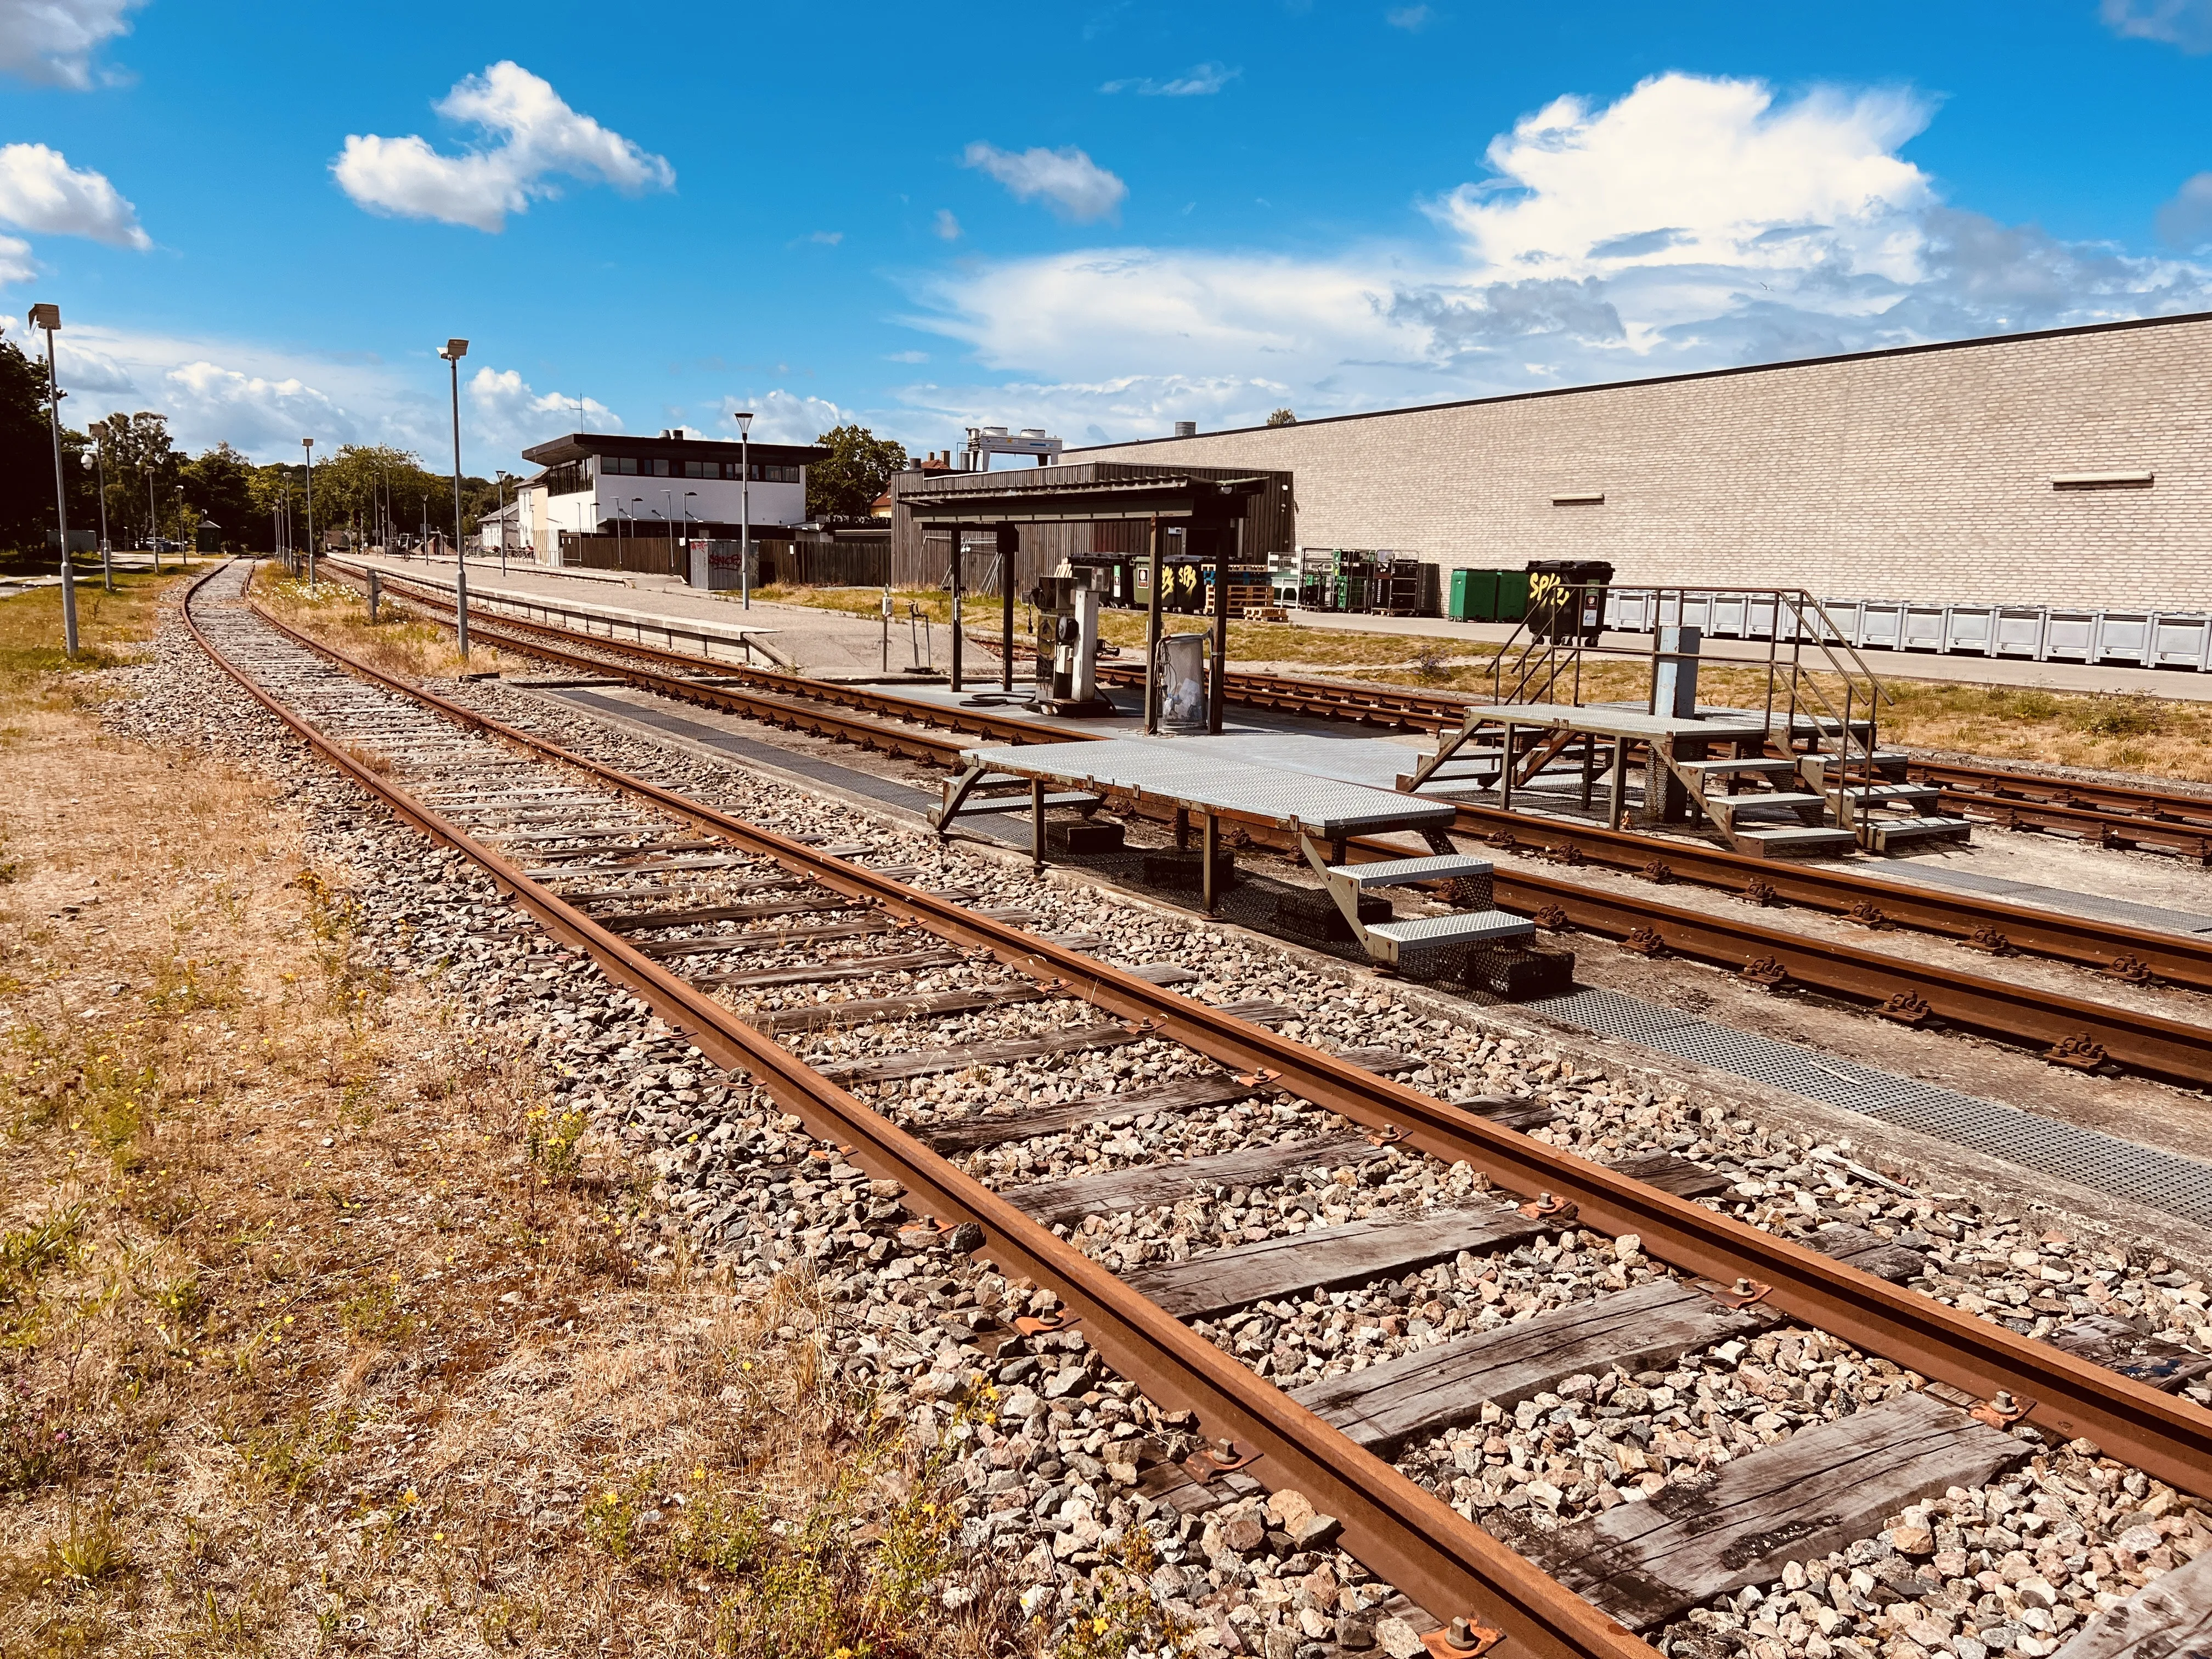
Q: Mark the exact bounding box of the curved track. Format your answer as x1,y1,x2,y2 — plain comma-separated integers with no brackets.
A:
184,561,2212,1658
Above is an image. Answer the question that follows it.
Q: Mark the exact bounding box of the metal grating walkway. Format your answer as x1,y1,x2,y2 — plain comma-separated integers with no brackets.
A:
1532,986,2212,1227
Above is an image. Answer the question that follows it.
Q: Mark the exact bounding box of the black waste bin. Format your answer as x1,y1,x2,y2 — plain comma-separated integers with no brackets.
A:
1525,558,1615,644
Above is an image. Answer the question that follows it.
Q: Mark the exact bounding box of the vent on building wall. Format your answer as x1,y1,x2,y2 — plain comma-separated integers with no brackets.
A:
2051,471,2154,489
1551,491,1606,506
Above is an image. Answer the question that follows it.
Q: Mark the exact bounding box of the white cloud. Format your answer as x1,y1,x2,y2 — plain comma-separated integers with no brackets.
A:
910,72,2212,437
0,142,148,247
962,142,1127,223
333,61,674,233
161,360,355,454
2102,0,2212,50
2159,172,2212,245
0,0,145,89
884,349,930,363
469,365,617,455
714,389,855,445
934,207,961,240
1385,6,1432,30
0,235,33,285
808,229,843,245
1101,62,1239,95
897,372,1291,447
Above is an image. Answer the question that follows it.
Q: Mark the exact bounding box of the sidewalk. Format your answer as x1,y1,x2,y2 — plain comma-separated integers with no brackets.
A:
337,554,899,679
1281,609,2212,703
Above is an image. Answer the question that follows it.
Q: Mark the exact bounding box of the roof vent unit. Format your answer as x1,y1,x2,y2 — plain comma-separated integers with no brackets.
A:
1173,420,1198,438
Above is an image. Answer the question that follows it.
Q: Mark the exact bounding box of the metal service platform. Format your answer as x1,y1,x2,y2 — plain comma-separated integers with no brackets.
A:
934,738,1550,975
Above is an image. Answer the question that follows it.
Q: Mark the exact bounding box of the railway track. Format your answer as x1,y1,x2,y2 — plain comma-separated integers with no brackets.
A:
325,568,2212,1092
191,561,2212,1658
1082,659,2212,860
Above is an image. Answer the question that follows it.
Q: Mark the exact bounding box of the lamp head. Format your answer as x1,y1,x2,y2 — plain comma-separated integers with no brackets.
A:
87,419,105,439
27,302,59,331
733,410,753,438
441,338,469,360
302,437,314,453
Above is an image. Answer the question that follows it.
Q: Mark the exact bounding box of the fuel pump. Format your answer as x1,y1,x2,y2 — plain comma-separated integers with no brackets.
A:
1028,566,1117,715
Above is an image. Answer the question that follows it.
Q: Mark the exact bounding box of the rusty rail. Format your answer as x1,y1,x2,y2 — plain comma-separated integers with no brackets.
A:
204,568,2212,1521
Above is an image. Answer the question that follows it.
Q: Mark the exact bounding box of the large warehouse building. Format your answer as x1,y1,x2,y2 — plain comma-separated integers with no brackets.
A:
1070,311,2212,615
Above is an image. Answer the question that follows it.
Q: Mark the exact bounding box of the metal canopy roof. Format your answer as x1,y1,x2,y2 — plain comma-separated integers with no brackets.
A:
899,473,1268,524
521,431,829,467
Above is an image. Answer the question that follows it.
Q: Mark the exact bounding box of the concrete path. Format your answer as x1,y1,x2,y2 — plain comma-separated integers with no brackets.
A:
340,554,899,679
1280,608,2212,702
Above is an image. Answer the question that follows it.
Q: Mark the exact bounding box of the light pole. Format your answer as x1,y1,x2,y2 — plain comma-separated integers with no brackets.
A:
173,484,187,569
681,489,696,581
83,419,111,592
301,438,317,588
496,470,516,575
30,304,76,656
439,338,469,658
732,410,753,607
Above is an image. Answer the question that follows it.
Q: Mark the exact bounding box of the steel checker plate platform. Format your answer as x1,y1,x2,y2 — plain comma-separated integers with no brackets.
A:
956,738,1459,839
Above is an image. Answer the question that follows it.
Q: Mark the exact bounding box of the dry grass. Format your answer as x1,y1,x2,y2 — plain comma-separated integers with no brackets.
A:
0,578,1024,1655
751,584,1437,672
249,566,481,684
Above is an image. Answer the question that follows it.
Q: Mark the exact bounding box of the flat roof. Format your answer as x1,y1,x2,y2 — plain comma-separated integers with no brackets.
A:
900,471,1269,522
1065,308,2212,453
522,431,828,466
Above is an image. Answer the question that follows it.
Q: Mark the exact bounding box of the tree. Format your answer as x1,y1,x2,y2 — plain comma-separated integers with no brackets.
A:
807,424,907,522
1265,408,1297,427
100,412,178,550
0,338,97,554
179,443,258,552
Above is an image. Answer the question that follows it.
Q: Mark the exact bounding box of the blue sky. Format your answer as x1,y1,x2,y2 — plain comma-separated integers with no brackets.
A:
5,0,2212,471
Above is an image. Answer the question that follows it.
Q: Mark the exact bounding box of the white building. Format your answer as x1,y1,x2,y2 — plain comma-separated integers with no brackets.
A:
476,499,522,555
517,429,826,562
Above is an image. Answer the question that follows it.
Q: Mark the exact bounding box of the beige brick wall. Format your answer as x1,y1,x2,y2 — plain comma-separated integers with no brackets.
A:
1073,315,2212,611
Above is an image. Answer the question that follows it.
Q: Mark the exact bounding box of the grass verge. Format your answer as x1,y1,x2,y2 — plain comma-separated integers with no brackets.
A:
0,570,1022,1655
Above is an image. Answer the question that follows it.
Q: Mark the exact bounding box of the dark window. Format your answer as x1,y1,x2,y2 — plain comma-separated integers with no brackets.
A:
652,458,671,477
602,455,639,477
543,460,591,496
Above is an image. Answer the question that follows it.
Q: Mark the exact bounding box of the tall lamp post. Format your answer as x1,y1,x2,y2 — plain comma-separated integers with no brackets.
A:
83,420,111,592
301,437,317,588
495,470,516,575
29,303,76,657
174,484,188,569
681,489,696,582
439,338,469,658
732,410,753,608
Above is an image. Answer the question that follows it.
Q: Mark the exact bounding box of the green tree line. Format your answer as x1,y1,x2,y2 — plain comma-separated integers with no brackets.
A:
0,336,500,556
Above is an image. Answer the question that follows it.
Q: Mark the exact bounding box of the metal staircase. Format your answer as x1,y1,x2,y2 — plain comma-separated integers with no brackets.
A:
1296,834,1535,968
1402,587,1973,856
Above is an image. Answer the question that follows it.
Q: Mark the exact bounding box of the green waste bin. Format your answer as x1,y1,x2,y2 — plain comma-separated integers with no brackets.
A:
1494,568,1530,623
1450,568,1510,622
